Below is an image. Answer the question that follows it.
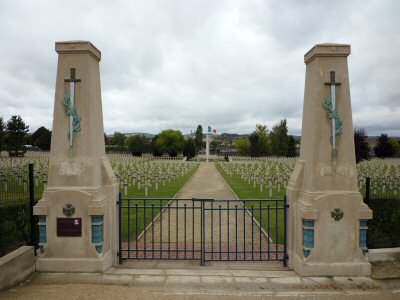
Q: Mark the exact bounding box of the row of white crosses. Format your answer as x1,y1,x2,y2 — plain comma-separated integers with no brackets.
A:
356,159,400,197
0,152,198,199
220,157,400,199
109,156,199,197
218,157,297,198
0,154,49,194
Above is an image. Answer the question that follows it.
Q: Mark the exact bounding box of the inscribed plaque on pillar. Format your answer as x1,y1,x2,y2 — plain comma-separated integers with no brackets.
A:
57,218,82,237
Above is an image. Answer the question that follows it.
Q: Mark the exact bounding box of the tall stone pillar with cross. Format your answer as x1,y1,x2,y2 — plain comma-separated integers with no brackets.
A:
286,44,372,276
34,41,118,272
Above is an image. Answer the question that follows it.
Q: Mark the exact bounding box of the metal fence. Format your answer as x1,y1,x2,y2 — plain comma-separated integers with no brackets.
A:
0,164,38,256
118,195,288,265
363,177,400,201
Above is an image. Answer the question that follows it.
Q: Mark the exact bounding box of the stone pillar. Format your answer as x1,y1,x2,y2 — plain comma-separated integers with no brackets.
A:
33,41,118,272
286,44,372,276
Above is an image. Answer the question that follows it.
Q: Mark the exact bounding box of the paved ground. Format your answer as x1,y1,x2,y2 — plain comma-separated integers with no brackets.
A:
1,264,399,299
122,162,275,261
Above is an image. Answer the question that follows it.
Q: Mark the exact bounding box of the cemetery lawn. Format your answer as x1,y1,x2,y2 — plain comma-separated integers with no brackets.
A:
121,163,199,241
215,163,285,243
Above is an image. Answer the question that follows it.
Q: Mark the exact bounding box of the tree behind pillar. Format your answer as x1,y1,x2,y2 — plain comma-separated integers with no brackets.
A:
287,135,297,157
6,115,29,157
183,138,196,160
374,133,394,158
0,117,5,154
270,119,289,156
32,126,52,150
195,125,203,152
354,128,370,163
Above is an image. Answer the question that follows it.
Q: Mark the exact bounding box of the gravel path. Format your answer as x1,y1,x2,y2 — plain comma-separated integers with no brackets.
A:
122,162,282,261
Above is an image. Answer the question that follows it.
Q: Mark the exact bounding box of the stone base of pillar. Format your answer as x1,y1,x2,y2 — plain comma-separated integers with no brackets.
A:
35,250,114,273
290,252,371,276
33,179,119,273
287,187,372,276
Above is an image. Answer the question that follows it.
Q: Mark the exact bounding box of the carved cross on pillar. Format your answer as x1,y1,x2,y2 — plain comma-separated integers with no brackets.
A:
64,68,81,147
324,71,341,152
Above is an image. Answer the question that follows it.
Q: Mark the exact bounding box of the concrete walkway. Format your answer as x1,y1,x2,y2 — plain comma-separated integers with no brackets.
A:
124,162,274,261
1,265,399,299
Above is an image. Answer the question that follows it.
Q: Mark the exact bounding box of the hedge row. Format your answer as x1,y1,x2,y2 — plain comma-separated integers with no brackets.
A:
0,202,33,256
366,198,400,249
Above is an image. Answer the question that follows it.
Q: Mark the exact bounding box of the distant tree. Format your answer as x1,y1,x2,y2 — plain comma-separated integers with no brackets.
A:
389,139,400,157
0,117,5,153
354,128,370,163
126,135,150,156
183,138,196,160
195,125,203,151
249,132,261,157
287,135,297,157
156,129,185,157
23,134,33,146
6,115,29,157
270,119,289,156
234,137,250,155
111,132,126,148
210,139,221,153
151,135,162,156
32,126,52,150
374,134,394,158
255,124,270,155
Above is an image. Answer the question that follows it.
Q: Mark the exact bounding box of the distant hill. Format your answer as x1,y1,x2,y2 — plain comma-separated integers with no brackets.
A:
107,132,155,138
219,133,248,138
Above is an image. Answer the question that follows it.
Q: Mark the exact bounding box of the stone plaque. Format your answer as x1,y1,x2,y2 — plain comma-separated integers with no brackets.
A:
57,218,82,237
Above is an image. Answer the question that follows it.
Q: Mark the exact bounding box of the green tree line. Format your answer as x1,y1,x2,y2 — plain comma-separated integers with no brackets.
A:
0,115,51,157
234,119,297,157
354,128,400,162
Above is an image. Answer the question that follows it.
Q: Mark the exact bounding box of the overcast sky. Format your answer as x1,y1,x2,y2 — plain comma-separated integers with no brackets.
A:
0,0,399,136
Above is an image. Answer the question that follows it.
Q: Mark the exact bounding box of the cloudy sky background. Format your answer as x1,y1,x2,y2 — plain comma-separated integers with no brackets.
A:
0,0,399,136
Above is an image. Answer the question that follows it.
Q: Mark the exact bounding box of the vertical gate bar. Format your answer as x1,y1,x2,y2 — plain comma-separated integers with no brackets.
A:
235,205,238,260
267,205,270,260
200,200,205,266
152,204,154,259
211,201,214,260
259,200,262,260
184,204,187,259
168,204,171,259
275,199,278,260
160,199,163,259
366,177,371,202
28,164,35,251
243,201,246,260
118,192,123,263
283,196,288,267
144,200,147,258
135,204,138,258
227,201,230,260
204,200,207,262
128,200,130,259
176,200,179,259
251,205,254,260
192,200,195,259
219,205,222,260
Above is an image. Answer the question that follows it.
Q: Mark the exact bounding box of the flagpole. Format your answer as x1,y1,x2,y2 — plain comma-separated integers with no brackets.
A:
206,132,209,162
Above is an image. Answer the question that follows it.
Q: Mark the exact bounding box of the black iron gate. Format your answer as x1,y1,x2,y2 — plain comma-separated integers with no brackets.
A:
118,195,288,265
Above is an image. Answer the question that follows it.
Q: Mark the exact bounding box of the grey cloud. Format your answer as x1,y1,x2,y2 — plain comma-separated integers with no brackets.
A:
0,0,399,136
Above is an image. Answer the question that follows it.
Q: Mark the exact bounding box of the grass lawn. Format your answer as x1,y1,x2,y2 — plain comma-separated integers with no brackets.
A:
216,163,286,243
120,164,199,242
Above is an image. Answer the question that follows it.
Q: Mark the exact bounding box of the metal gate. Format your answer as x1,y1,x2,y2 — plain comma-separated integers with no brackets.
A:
118,195,288,265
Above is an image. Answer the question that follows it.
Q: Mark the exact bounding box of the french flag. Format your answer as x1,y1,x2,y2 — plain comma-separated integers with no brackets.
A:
208,126,217,135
